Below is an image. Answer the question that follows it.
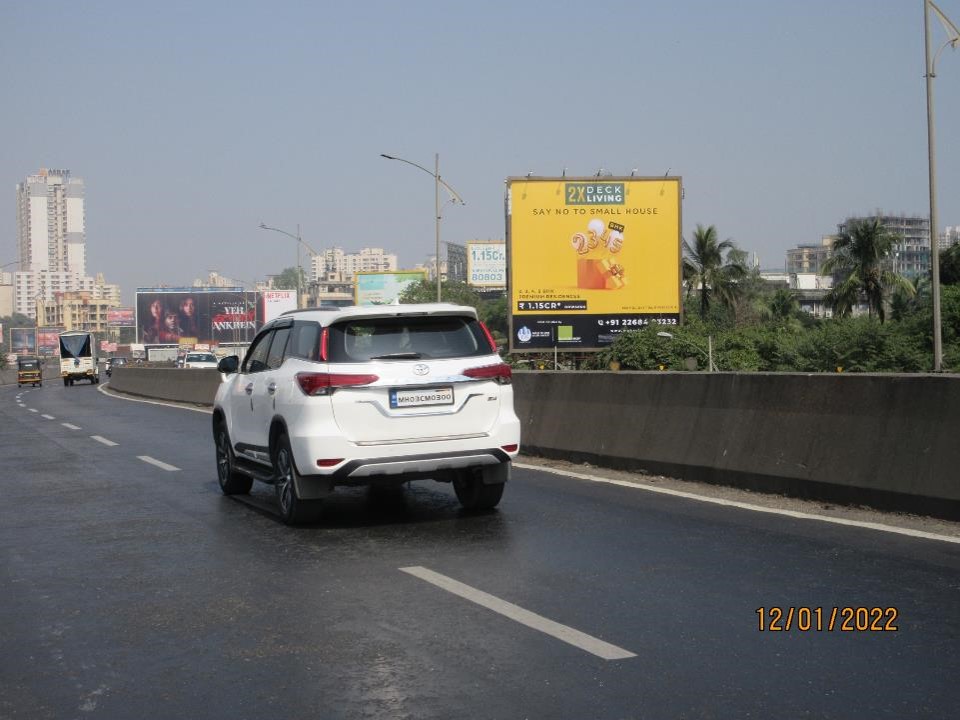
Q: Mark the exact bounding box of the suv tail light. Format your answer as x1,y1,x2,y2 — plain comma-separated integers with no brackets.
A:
296,371,379,396
463,363,512,385
478,321,498,353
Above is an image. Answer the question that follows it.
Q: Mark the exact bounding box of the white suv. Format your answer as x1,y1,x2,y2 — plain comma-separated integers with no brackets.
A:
212,303,520,524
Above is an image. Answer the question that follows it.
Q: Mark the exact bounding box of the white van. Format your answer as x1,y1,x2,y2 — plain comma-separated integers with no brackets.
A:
59,331,100,386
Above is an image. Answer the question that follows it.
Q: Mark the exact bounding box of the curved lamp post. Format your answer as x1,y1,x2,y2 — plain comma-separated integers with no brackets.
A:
258,222,304,309
381,153,465,302
658,331,716,372
924,0,959,372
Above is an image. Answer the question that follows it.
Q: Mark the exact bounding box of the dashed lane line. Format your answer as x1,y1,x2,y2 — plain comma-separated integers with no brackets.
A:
400,566,636,661
90,435,118,447
41,414,55,420
137,456,180,472
28,408,38,413
62,423,81,430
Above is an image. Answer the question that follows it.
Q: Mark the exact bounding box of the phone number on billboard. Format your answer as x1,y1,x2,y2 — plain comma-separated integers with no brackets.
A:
598,318,679,327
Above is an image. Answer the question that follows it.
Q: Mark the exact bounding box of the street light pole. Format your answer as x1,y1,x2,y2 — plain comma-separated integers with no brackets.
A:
259,222,304,309
381,153,466,302
924,0,959,372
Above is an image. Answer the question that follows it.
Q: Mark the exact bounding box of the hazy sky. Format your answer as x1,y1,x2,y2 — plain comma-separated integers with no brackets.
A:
2,0,959,304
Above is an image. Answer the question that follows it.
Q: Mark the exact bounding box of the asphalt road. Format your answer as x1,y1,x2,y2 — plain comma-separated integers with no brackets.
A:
2,379,959,719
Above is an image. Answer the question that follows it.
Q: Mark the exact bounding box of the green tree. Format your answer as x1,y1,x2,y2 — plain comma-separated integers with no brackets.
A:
683,224,748,319
398,279,483,307
272,266,305,291
940,242,960,285
821,218,914,322
768,287,800,322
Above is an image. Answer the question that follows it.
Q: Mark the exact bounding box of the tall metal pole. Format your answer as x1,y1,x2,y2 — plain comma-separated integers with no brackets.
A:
435,153,441,302
925,0,944,372
380,153,465,303
296,223,302,309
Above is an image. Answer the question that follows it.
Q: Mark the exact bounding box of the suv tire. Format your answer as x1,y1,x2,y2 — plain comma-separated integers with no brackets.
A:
274,432,321,525
214,422,253,495
453,469,505,511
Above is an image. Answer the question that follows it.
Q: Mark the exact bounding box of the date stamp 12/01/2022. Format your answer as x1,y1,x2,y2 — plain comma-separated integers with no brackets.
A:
757,607,899,632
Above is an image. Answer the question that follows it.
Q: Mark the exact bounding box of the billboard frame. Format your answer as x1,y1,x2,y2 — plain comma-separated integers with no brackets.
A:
353,270,428,305
506,175,683,353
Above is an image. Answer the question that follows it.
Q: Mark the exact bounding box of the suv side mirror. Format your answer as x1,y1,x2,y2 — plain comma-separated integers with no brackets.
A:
217,355,240,375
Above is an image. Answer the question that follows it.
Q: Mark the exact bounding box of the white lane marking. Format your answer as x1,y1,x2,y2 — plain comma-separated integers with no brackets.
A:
400,566,636,661
28,408,38,413
41,414,55,420
95,381,958,546
515,462,960,546
90,435,118,447
137,456,180,472
98,383,212,414
62,423,81,430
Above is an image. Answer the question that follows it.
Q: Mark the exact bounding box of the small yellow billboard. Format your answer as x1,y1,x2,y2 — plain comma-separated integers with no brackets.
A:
507,176,682,351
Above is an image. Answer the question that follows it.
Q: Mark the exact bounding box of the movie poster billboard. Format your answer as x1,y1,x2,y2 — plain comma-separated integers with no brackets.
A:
107,308,135,327
354,271,427,305
467,241,507,287
507,176,682,351
261,290,297,324
136,289,260,345
37,327,65,356
10,328,37,355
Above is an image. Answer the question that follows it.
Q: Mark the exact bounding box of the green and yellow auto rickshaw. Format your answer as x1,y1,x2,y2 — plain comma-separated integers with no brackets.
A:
17,355,43,387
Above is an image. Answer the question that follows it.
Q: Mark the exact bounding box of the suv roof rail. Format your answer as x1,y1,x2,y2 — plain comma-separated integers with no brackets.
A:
280,304,348,316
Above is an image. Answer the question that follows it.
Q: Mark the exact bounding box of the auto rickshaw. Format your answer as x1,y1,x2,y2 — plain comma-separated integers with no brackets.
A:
17,355,43,388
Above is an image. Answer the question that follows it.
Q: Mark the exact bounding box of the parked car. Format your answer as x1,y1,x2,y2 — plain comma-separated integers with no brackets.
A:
183,352,218,369
211,304,520,524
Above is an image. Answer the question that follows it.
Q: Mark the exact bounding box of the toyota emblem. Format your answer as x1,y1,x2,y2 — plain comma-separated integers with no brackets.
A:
413,363,430,376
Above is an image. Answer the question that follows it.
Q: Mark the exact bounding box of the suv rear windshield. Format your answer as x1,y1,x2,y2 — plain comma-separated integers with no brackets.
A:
327,315,492,363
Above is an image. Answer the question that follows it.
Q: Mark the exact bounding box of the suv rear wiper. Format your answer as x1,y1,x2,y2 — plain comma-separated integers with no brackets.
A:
369,352,423,360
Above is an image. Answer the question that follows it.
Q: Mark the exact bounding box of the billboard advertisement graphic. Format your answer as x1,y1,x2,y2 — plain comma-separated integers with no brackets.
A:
508,177,682,351
106,308,135,327
10,328,37,355
355,271,427,305
136,289,260,345
467,242,506,287
261,290,297,324
37,327,66,356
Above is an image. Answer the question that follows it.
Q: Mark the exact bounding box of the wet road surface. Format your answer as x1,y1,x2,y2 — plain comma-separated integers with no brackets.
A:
2,379,959,719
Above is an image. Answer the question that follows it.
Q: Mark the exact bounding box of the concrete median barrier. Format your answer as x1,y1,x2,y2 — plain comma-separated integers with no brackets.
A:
102,366,960,519
513,371,960,519
108,367,221,405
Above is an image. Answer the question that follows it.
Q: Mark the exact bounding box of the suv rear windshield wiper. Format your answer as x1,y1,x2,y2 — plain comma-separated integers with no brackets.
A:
369,352,423,360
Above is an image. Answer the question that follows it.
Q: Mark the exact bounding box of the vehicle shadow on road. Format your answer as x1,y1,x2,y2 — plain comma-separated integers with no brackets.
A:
216,481,506,531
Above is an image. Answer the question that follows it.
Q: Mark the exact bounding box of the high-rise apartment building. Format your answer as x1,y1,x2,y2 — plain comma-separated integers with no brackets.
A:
16,168,86,276
311,247,397,281
13,168,120,319
843,212,930,278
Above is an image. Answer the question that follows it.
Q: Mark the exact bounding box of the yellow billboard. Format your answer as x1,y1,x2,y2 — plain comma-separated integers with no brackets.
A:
508,177,682,350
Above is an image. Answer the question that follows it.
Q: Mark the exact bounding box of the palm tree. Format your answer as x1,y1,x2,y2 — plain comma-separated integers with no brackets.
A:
822,218,914,322
769,287,799,321
683,224,748,319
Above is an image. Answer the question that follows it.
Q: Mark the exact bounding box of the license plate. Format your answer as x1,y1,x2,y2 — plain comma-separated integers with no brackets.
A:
389,386,454,409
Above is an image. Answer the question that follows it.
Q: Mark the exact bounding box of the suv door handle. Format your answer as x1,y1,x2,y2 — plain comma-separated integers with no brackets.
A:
245,383,254,395
267,382,277,395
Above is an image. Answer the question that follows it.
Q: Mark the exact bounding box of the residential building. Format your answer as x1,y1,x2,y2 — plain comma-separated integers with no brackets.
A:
14,167,121,319
786,236,834,275
311,247,397,282
39,291,114,332
843,212,930,279
16,168,86,276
